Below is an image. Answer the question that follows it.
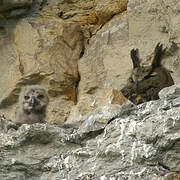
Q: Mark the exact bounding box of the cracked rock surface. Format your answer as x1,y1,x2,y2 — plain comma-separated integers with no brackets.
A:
0,84,179,180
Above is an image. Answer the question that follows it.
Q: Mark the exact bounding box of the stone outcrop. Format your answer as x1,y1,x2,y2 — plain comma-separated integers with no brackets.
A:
75,0,180,126
0,0,179,124
0,84,179,179
0,0,180,180
0,0,180,179
0,0,129,124
40,0,128,40
66,88,133,130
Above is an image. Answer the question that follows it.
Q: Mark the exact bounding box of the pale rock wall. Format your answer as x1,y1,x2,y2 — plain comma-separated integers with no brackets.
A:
68,0,180,124
0,18,84,123
0,0,179,179
0,84,179,179
0,0,128,124
0,0,179,125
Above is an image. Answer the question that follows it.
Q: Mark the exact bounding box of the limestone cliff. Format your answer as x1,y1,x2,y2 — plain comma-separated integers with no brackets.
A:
0,84,180,179
0,0,180,179
0,0,179,124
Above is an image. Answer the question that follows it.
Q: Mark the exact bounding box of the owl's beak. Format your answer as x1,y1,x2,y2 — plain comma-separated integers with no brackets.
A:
30,96,38,107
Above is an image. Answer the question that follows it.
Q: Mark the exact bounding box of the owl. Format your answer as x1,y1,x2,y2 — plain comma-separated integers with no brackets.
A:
15,85,49,125
121,43,174,104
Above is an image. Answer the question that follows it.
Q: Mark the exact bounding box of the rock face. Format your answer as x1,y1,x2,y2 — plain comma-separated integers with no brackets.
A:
0,0,180,179
0,0,128,124
0,18,84,123
0,0,179,124
66,88,132,127
0,84,179,180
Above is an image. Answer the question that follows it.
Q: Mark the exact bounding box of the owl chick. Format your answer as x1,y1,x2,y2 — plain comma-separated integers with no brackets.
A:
15,85,49,125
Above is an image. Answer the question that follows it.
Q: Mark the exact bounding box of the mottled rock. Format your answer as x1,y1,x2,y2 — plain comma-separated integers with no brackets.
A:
0,0,180,179
0,85,179,180
78,13,130,97
159,84,180,99
0,0,129,125
40,0,127,40
0,18,84,123
66,88,132,129
158,172,180,180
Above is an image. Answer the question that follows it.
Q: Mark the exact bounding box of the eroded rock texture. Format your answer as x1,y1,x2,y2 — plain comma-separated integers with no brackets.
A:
0,0,179,124
0,0,180,179
0,0,129,124
0,84,180,180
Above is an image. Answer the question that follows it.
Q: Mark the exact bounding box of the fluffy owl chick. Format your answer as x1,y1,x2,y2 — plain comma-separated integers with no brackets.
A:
15,85,49,125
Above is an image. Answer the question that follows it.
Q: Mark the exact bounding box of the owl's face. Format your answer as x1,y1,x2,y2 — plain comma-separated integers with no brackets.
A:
20,85,49,113
130,66,151,83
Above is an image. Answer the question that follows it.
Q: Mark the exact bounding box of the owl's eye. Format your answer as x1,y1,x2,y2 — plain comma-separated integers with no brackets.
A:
37,94,44,99
24,96,30,100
